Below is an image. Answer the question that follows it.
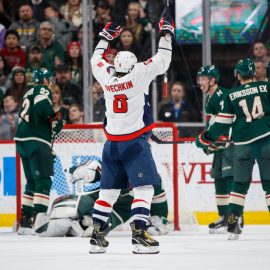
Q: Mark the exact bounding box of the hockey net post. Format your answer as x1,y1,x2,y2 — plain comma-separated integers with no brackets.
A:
16,122,180,231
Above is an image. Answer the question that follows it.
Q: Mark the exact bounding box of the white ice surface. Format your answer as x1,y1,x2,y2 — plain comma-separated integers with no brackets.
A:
0,226,270,270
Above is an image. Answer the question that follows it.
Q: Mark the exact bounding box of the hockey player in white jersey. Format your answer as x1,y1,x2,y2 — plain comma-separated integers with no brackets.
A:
89,17,174,254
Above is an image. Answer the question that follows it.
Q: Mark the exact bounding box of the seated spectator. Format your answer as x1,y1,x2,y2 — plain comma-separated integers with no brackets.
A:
93,82,105,122
44,3,74,49
68,103,84,124
107,0,129,23
35,21,64,71
30,0,50,22
124,1,151,44
0,30,26,68
5,66,28,104
252,41,269,62
255,59,268,82
50,83,69,124
0,54,11,92
8,3,40,50
60,0,83,28
25,44,46,88
65,41,82,85
0,95,19,139
116,28,141,59
158,82,198,137
55,63,83,106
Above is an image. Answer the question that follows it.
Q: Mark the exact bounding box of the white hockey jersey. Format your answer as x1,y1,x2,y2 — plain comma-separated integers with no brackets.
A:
91,35,172,141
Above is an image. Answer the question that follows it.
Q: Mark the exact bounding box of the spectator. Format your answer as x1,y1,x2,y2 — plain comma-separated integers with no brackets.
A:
0,95,19,139
255,59,268,82
68,103,83,124
124,1,151,44
0,0,12,29
5,66,27,104
252,41,269,62
25,44,46,88
116,28,141,59
0,30,26,68
93,81,105,122
107,0,129,23
35,21,64,71
60,0,83,28
9,3,40,50
0,54,11,92
158,81,198,136
55,63,83,106
93,1,111,46
30,0,50,22
50,83,69,124
44,3,73,49
65,41,82,85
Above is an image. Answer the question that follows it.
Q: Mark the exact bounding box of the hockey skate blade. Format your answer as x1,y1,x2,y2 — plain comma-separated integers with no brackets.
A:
132,244,159,254
89,244,107,254
228,233,240,240
209,227,227,234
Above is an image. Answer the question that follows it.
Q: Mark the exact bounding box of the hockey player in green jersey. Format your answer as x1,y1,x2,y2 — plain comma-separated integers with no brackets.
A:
197,65,234,234
15,68,63,235
196,58,270,240
34,159,169,237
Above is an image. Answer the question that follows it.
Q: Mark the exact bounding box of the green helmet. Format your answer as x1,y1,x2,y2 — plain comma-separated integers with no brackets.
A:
197,65,220,82
234,58,255,78
33,68,53,83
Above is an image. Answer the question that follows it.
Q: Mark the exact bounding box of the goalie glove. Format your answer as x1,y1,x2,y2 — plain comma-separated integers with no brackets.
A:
99,22,122,41
50,111,63,135
159,16,175,37
67,160,102,183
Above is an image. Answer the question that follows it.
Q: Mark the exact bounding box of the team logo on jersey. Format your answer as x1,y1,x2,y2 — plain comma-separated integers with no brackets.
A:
143,59,153,65
138,172,144,178
97,62,104,67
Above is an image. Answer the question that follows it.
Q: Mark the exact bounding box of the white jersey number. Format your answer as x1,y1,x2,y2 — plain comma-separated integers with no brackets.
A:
239,96,265,122
113,94,128,113
20,98,30,122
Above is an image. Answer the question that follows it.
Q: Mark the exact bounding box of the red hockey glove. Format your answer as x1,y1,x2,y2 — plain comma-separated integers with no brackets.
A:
159,16,175,37
99,22,122,42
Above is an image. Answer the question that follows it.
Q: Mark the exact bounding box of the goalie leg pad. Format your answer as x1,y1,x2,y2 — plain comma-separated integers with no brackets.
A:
45,218,73,237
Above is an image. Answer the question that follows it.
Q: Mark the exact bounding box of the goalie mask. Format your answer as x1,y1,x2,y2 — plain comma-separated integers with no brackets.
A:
114,51,138,73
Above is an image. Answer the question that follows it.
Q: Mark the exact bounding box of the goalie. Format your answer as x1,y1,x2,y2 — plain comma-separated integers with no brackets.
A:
34,159,169,237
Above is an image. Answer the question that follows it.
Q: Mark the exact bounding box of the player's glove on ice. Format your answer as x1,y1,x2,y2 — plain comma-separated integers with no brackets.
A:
159,16,175,37
50,111,63,135
99,22,122,41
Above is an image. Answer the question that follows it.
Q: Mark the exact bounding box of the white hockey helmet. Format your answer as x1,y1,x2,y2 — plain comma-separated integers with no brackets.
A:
114,51,137,73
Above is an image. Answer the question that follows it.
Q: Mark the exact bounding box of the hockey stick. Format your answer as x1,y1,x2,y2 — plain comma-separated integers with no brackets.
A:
150,133,231,145
162,0,170,98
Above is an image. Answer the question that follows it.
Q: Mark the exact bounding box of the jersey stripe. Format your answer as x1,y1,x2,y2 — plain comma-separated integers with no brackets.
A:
104,123,155,141
34,94,52,105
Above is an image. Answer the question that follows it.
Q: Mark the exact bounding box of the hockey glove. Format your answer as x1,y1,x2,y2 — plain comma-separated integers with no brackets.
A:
99,22,122,41
195,132,213,150
159,16,175,37
50,111,63,135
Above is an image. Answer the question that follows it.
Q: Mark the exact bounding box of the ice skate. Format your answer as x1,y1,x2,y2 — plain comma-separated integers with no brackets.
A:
227,214,243,240
17,211,34,235
89,223,109,254
208,215,228,234
130,222,159,254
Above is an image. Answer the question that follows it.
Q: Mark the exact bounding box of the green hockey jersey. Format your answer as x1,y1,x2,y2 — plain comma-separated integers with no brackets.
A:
205,86,228,130
205,81,270,145
14,85,55,146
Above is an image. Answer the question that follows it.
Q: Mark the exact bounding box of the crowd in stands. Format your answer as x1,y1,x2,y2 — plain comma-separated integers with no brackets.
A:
0,0,270,140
